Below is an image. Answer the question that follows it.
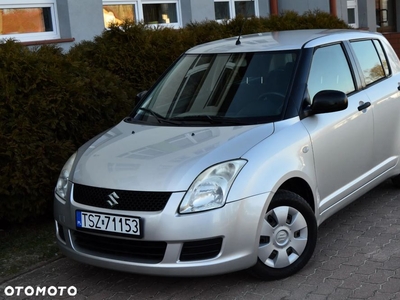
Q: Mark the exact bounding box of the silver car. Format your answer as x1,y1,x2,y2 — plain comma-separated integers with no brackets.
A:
54,29,400,280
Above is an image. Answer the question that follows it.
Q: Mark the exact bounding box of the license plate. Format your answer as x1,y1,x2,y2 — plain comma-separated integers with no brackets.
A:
76,211,142,237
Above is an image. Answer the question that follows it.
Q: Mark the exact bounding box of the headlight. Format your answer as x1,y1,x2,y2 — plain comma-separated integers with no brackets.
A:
179,160,247,214
55,152,77,199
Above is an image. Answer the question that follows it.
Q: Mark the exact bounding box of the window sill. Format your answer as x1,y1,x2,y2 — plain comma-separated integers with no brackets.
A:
20,37,75,46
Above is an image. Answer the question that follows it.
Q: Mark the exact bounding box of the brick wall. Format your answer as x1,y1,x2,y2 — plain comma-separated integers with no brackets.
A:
382,32,400,58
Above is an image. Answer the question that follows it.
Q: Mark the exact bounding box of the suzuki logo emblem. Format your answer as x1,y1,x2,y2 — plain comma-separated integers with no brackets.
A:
107,192,119,208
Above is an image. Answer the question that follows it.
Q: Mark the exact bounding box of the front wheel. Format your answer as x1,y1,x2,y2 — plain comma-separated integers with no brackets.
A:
249,190,317,280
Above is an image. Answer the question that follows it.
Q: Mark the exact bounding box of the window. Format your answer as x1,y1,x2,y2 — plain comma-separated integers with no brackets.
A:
234,1,255,17
307,44,355,101
143,3,177,24
373,40,390,76
103,1,181,28
347,8,356,24
137,51,297,122
214,0,258,21
215,1,229,20
351,40,387,85
0,0,59,42
347,0,358,28
103,4,136,27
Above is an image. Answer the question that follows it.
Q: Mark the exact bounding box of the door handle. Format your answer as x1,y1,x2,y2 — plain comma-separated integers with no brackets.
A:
358,102,371,111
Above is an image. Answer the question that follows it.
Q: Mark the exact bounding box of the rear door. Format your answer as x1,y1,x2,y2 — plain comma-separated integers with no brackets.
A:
301,43,374,213
349,39,400,173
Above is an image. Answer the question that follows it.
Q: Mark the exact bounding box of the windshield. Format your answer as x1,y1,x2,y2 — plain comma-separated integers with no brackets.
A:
131,51,298,125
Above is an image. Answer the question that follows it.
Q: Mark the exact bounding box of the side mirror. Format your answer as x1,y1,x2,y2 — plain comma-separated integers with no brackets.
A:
304,90,348,117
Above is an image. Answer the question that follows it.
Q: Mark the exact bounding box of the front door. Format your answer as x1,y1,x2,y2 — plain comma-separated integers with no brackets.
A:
301,43,374,213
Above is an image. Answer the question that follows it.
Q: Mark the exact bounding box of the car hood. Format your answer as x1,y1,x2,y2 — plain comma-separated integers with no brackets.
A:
72,121,274,191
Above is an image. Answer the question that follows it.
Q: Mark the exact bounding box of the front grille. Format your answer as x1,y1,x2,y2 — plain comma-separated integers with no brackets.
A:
180,237,223,261
72,230,167,263
73,183,171,211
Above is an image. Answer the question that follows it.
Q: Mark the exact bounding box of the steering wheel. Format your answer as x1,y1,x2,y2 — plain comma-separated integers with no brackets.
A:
257,92,285,102
256,92,285,114
237,92,286,117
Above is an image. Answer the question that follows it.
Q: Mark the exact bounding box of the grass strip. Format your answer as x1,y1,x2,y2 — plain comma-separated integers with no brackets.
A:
0,219,60,282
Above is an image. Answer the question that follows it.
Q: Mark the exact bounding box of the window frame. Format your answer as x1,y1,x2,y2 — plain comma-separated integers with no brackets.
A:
0,0,59,42
214,0,259,22
350,39,389,86
307,43,356,101
373,39,391,77
103,0,182,29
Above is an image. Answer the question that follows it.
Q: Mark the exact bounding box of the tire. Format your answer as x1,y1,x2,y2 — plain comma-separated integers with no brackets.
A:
391,174,400,188
248,190,317,280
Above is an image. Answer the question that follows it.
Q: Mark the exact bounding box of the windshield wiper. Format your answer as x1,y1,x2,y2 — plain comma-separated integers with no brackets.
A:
137,108,180,125
170,115,250,125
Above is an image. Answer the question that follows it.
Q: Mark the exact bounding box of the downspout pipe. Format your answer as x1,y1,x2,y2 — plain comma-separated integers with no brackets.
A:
270,0,278,15
330,0,337,17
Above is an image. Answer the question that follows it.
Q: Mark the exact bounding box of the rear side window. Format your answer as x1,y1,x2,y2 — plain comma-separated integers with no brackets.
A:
373,40,390,76
350,39,388,85
307,44,355,101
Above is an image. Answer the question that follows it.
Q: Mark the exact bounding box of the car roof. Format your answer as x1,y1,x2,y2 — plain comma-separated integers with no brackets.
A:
185,29,384,54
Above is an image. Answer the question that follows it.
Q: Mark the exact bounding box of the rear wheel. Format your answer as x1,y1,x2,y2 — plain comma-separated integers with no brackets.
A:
391,174,400,188
249,190,317,280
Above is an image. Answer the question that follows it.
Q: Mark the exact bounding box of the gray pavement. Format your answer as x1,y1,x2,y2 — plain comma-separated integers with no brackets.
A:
1,179,400,299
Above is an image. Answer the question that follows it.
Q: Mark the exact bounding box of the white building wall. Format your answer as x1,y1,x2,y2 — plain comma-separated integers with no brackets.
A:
258,0,270,17
181,0,214,24
56,0,104,51
278,0,330,14
357,0,377,31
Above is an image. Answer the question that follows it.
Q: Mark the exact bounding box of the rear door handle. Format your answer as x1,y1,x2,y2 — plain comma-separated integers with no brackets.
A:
358,102,371,111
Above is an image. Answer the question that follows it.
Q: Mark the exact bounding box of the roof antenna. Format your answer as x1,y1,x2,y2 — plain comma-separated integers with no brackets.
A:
235,0,253,45
235,30,242,45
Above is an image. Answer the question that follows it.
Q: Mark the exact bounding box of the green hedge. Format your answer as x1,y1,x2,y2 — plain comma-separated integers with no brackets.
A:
0,11,349,224
0,41,130,223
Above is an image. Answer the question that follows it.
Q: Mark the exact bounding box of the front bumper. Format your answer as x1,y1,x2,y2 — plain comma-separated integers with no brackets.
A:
54,191,271,277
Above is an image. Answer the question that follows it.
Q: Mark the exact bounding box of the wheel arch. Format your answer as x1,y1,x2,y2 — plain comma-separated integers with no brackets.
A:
277,177,315,212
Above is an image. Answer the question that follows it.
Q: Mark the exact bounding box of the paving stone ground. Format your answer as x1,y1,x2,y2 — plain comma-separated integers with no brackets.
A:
1,180,400,299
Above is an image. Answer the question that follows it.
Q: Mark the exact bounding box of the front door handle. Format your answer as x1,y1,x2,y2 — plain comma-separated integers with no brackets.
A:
358,101,371,111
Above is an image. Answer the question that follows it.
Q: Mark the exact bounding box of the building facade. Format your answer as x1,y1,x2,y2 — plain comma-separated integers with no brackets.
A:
0,0,399,53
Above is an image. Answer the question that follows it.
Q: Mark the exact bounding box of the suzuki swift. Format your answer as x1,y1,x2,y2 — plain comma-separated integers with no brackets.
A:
54,29,400,280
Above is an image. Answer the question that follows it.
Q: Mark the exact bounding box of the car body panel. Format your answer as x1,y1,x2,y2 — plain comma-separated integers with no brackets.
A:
301,89,374,213
55,192,270,276
230,117,316,202
72,121,274,192
367,78,400,169
187,30,366,54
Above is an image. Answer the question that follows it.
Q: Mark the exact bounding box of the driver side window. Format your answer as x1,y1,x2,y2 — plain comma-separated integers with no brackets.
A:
307,44,355,101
